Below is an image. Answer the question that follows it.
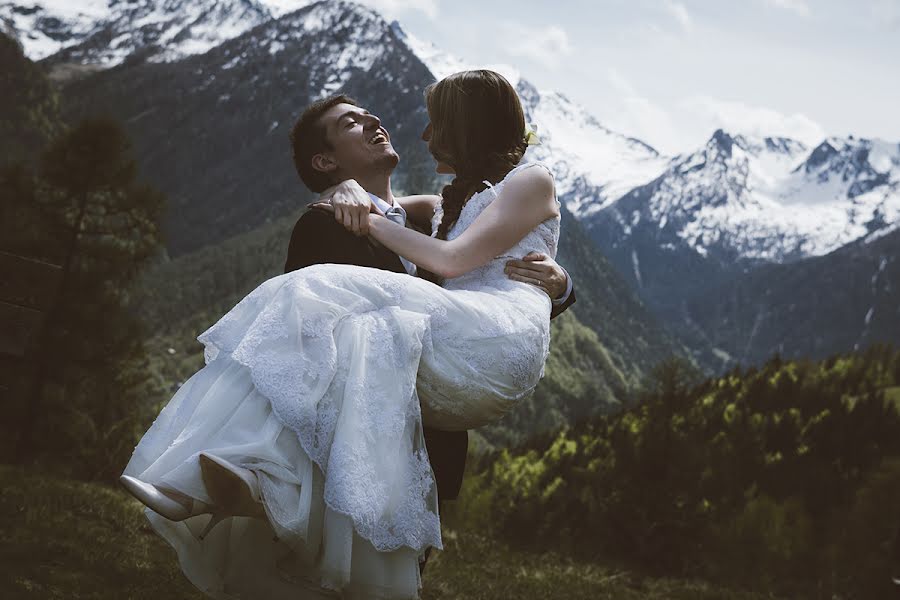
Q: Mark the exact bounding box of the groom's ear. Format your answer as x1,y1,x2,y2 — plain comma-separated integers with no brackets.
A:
311,153,338,174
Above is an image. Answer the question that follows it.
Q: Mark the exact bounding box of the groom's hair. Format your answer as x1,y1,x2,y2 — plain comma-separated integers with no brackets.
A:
290,93,359,193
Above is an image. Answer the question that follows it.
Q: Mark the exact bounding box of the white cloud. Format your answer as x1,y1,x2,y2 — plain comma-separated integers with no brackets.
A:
499,22,573,69
663,0,693,32
599,70,828,154
872,0,900,30
681,95,826,146
764,0,811,17
363,0,439,20
261,0,439,19
602,68,685,154
606,68,638,97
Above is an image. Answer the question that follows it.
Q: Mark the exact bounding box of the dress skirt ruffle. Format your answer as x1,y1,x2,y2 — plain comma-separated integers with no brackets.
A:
123,264,550,599
126,353,425,598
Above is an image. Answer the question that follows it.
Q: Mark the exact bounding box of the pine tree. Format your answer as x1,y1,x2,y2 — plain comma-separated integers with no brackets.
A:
0,33,61,167
13,117,165,481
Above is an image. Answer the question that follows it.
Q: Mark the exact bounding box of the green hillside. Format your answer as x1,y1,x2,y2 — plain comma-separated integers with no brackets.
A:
448,345,900,600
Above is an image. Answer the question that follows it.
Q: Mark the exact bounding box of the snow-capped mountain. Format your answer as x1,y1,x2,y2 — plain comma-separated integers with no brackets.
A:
6,0,898,262
395,26,669,218
589,129,900,265
391,23,900,267
0,0,107,58
394,17,900,357
581,128,900,370
796,136,900,244
0,0,289,64
56,0,436,257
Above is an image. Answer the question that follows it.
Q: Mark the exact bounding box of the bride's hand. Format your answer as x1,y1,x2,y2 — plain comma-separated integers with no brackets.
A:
317,179,383,236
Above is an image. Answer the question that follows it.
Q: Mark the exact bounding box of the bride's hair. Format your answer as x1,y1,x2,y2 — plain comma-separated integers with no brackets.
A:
424,70,527,242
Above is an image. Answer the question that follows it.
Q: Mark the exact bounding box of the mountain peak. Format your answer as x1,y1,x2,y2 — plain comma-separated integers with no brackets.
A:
388,18,406,40
708,128,734,158
804,139,838,170
762,135,806,154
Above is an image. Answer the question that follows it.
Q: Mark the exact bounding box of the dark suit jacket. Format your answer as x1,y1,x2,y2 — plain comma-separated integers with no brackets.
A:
283,206,575,501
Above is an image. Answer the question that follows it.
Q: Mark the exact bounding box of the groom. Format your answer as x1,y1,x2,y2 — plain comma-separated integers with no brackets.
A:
284,93,576,564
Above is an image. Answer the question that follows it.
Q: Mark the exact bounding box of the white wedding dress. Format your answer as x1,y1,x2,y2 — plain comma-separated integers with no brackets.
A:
122,162,560,599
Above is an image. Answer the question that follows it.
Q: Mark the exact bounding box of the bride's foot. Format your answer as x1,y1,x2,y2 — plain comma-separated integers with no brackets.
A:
198,452,267,522
119,475,211,522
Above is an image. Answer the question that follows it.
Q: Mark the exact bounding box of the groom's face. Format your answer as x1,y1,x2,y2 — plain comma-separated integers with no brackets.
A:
314,103,399,182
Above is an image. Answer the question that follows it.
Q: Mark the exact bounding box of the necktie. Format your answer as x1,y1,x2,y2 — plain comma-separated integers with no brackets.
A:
384,205,406,226
381,204,417,276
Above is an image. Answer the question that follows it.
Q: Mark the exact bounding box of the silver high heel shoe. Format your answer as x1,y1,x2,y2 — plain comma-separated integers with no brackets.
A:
119,475,225,539
120,455,268,541
198,452,267,523
119,463,256,540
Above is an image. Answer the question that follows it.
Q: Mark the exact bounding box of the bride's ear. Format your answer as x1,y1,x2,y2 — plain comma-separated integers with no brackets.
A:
311,153,337,174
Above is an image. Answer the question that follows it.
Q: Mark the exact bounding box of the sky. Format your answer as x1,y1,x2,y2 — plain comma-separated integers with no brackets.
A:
339,0,900,155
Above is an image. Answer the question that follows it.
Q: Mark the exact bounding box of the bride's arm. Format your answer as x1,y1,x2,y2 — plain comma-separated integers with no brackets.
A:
394,194,440,229
368,166,558,279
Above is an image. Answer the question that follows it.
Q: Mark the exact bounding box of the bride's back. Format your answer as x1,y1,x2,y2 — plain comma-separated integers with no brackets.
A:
439,162,560,300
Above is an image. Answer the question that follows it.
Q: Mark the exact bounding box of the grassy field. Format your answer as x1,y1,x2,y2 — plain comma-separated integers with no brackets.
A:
0,464,777,599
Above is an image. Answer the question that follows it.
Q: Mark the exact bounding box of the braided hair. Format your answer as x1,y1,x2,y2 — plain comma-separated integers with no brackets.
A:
421,70,528,283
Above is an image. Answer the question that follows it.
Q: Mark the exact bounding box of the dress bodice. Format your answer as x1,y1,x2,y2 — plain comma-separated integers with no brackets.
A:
431,162,561,296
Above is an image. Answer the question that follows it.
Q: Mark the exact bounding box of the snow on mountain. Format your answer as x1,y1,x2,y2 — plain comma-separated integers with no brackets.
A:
1,0,279,64
609,129,900,262
780,136,900,250
6,0,897,267
522,84,669,216
0,0,107,58
393,24,668,218
258,0,315,17
391,21,468,81
217,0,401,96
383,17,900,263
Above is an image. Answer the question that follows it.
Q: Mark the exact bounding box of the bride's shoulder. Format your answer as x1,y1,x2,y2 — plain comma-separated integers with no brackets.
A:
500,162,559,214
500,162,557,210
505,161,554,180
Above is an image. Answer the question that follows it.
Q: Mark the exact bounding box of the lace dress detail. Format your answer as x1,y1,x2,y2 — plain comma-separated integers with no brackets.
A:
418,162,561,421
122,161,560,600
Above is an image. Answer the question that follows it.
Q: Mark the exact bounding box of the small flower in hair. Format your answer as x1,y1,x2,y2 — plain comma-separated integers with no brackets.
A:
523,123,541,146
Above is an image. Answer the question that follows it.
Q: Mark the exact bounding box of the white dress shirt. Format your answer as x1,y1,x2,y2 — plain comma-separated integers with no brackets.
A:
367,192,572,306
368,193,417,276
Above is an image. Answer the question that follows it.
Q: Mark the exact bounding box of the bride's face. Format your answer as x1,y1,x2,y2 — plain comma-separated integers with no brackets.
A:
315,103,399,179
421,122,455,175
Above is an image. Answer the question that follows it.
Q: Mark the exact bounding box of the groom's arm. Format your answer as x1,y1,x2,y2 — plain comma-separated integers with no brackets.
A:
550,276,576,320
505,253,577,320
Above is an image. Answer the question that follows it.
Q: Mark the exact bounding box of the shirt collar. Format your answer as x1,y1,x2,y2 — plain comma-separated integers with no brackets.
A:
367,192,396,214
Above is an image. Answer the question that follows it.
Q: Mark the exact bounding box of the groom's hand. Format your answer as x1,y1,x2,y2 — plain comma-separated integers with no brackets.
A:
318,179,382,236
504,252,568,300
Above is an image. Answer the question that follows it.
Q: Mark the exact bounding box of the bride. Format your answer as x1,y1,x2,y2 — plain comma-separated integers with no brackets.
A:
120,69,561,599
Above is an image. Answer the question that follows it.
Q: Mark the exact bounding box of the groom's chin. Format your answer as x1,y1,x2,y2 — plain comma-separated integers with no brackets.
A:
377,151,400,170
